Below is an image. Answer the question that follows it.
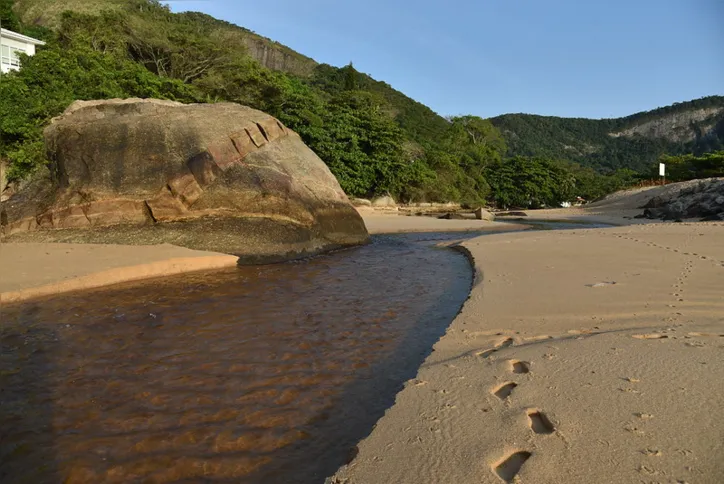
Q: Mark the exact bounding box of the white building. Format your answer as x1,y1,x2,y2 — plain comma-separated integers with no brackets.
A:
0,28,45,74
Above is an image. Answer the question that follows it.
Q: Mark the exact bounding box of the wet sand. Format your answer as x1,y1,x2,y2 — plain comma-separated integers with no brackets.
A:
361,213,531,234
332,221,724,483
0,243,237,303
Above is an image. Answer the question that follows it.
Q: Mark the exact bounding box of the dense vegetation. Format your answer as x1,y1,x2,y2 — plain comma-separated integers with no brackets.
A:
492,96,724,173
1,0,720,209
656,151,724,182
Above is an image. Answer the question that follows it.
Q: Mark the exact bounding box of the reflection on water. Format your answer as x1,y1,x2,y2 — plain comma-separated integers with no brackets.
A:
1,233,475,483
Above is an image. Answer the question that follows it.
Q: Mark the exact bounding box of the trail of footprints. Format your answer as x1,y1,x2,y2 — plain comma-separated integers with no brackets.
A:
618,231,724,343
485,230,721,482
479,339,556,482
612,232,724,267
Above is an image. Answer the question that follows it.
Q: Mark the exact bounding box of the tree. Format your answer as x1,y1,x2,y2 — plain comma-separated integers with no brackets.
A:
343,62,357,91
485,157,575,208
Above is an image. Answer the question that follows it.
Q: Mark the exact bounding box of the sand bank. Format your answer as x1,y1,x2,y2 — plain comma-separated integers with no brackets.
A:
0,214,531,303
0,243,238,303
332,222,724,483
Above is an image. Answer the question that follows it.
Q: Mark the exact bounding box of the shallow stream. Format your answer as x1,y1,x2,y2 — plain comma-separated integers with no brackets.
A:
1,232,479,483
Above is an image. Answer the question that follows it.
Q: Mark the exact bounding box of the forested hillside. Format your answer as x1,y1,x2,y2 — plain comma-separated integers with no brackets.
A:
492,96,724,173
1,0,721,209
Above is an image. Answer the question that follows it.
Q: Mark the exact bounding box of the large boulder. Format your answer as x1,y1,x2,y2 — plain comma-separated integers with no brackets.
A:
0,99,369,263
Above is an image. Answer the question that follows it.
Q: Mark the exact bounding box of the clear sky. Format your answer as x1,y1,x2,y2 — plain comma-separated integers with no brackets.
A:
163,0,723,119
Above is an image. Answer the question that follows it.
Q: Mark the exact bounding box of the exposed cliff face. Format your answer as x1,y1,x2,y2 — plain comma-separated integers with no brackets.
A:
240,36,316,76
610,107,724,142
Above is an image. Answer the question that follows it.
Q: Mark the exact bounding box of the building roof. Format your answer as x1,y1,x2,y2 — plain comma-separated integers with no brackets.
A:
0,28,46,46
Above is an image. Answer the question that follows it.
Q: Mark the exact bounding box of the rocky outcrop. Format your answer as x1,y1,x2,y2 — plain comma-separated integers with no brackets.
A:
1,99,369,263
637,178,724,221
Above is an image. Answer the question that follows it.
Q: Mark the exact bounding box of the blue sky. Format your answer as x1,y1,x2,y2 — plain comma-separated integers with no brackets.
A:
163,0,723,119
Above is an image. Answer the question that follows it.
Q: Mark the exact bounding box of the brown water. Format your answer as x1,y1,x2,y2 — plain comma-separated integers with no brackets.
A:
0,232,475,484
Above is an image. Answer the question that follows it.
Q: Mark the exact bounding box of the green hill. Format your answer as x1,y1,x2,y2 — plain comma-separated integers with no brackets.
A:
12,0,317,75
491,96,724,173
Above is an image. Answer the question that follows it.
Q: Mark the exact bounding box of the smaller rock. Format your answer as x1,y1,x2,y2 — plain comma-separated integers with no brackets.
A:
474,207,495,221
371,195,397,208
0,160,8,201
439,212,465,220
640,196,667,209
350,198,372,207
643,208,664,219
700,212,724,222
496,211,527,217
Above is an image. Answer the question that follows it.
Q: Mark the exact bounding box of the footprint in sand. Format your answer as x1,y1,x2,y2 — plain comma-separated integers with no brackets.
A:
527,410,555,434
493,382,517,400
509,360,530,374
477,337,514,358
493,451,532,482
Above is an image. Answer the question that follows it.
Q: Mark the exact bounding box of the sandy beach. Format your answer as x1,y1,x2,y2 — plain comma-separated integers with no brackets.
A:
332,221,724,483
2,184,723,483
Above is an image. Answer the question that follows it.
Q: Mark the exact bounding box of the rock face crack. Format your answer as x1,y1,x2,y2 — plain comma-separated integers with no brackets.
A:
143,201,157,224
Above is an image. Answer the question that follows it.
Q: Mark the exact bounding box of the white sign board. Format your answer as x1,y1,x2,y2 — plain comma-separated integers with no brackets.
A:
659,163,666,177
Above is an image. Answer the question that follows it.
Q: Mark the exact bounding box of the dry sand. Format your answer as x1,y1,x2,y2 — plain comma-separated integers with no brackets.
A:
0,243,238,303
332,221,724,483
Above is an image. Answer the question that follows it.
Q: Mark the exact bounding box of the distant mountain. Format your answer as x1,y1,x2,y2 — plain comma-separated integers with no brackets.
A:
491,96,724,173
